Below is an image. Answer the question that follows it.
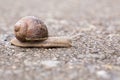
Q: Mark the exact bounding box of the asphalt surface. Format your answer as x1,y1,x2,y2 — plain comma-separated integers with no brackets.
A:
0,0,120,80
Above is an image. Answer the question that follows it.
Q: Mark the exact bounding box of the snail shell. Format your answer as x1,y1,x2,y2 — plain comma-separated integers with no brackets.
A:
14,16,48,42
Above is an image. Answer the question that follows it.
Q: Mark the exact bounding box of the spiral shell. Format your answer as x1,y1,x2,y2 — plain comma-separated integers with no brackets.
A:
14,16,48,42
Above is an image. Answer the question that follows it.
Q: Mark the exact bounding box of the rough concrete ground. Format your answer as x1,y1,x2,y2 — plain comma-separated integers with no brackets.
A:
0,0,120,80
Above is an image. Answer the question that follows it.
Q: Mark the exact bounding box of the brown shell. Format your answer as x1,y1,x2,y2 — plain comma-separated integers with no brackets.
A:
14,16,48,42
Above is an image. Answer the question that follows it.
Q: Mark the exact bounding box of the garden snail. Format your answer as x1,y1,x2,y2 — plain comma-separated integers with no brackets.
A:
11,16,72,48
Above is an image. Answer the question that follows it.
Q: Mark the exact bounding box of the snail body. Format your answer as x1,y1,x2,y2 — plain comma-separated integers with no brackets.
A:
11,16,72,48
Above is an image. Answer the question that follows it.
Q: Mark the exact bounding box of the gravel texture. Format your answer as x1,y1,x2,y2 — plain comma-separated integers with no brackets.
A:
0,0,120,80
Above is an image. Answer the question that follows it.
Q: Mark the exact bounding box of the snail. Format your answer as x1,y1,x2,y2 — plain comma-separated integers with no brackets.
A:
11,16,72,48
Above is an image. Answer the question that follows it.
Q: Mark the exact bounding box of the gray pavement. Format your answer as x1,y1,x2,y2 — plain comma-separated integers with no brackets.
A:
0,0,120,80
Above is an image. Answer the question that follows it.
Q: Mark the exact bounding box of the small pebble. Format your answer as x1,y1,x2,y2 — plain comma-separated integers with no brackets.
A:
41,60,60,68
96,70,110,79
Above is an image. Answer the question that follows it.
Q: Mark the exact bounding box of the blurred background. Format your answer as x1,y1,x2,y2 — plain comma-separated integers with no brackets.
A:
0,0,120,34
